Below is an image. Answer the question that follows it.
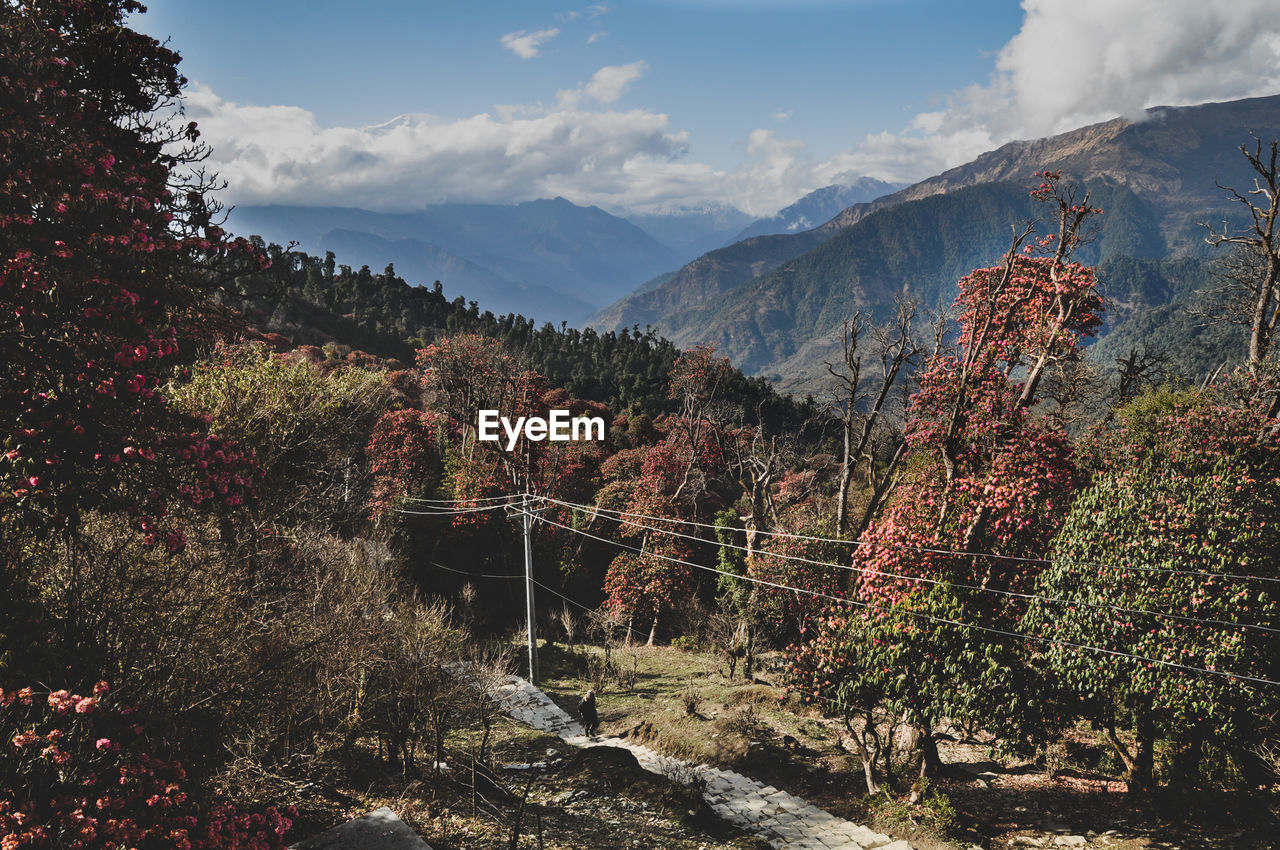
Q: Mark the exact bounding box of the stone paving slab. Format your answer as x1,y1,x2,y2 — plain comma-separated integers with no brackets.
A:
290,807,432,850
483,674,913,850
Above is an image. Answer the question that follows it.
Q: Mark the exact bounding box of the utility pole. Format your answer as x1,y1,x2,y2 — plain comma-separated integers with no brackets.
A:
521,493,539,685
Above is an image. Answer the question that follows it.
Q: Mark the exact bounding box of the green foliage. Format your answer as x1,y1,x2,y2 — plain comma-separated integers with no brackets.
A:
168,342,394,531
670,635,699,652
1024,398,1280,787
1086,255,1244,384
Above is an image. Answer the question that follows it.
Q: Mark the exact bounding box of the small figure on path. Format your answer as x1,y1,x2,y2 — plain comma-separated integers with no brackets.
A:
577,689,599,736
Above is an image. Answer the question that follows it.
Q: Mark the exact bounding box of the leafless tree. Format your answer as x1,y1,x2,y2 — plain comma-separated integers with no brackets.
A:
1040,357,1107,432
824,299,920,535
1114,343,1169,406
1204,136,1280,383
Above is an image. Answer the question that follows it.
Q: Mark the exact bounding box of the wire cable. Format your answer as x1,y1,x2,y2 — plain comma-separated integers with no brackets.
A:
529,578,651,644
427,560,522,581
395,499,524,517
533,493,1280,587
402,493,527,504
528,509,1280,689
531,495,1280,637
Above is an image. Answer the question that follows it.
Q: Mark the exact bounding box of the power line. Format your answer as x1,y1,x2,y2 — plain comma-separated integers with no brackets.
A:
427,560,521,581
530,578,651,644
395,499,523,517
532,495,1279,637
528,509,1280,689
533,494,1280,587
402,493,525,504
535,569,977,735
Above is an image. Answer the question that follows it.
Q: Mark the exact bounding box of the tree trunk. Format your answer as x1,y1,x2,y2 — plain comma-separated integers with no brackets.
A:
908,724,940,802
836,424,853,535
1132,711,1154,792
647,615,658,646
1171,730,1203,788
1106,716,1154,793
855,440,906,537
919,728,940,780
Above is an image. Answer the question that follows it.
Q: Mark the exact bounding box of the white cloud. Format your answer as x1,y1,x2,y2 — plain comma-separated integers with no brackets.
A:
184,84,714,213
995,0,1280,136
187,1,1280,223
500,27,560,59
587,31,607,44
824,0,1280,183
557,61,647,107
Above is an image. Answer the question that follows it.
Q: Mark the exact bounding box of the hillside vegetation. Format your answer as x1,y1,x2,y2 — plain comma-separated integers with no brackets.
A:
3,5,1279,850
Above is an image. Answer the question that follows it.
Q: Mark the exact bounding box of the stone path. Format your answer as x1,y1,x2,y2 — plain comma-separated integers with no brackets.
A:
489,674,914,850
291,806,433,850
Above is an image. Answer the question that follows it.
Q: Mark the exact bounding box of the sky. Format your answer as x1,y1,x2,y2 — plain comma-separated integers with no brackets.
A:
134,0,1280,217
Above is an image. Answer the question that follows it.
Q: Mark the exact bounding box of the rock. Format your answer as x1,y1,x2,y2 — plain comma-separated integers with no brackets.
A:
1054,837,1088,848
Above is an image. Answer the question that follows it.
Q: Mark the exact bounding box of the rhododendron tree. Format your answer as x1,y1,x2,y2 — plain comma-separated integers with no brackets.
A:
749,531,845,641
601,545,694,644
1,0,264,547
367,408,444,515
169,342,393,533
791,174,1103,785
0,683,293,849
1024,397,1280,791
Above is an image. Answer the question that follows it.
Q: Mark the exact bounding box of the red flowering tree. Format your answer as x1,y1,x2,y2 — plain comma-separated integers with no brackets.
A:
367,409,444,515
1,0,262,547
601,544,694,644
791,174,1103,786
1,682,293,850
749,530,845,640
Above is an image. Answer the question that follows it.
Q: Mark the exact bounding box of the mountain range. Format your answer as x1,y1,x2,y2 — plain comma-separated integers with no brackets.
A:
228,198,686,324
728,176,905,242
593,94,1280,391
228,178,914,327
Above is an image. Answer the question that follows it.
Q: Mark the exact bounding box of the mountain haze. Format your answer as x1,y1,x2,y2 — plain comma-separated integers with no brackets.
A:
624,206,755,261
229,198,681,324
730,177,905,242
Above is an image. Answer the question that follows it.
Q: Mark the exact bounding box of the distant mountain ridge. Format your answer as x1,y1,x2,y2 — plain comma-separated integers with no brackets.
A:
592,94,1280,392
230,198,682,324
730,177,905,242
623,206,755,260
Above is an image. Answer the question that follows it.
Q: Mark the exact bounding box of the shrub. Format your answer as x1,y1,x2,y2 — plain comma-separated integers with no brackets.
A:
670,635,699,652
0,683,294,849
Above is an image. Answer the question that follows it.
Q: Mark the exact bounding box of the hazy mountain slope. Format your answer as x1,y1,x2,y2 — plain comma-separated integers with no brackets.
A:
671,183,1044,380
229,198,681,321
624,207,755,262
822,94,1280,244
600,95,1280,391
731,177,905,241
317,229,593,323
588,228,830,332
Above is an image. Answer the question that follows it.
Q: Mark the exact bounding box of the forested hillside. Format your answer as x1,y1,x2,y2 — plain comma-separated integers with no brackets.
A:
597,96,1280,391
217,242,822,435
229,197,684,324
4,5,1279,849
